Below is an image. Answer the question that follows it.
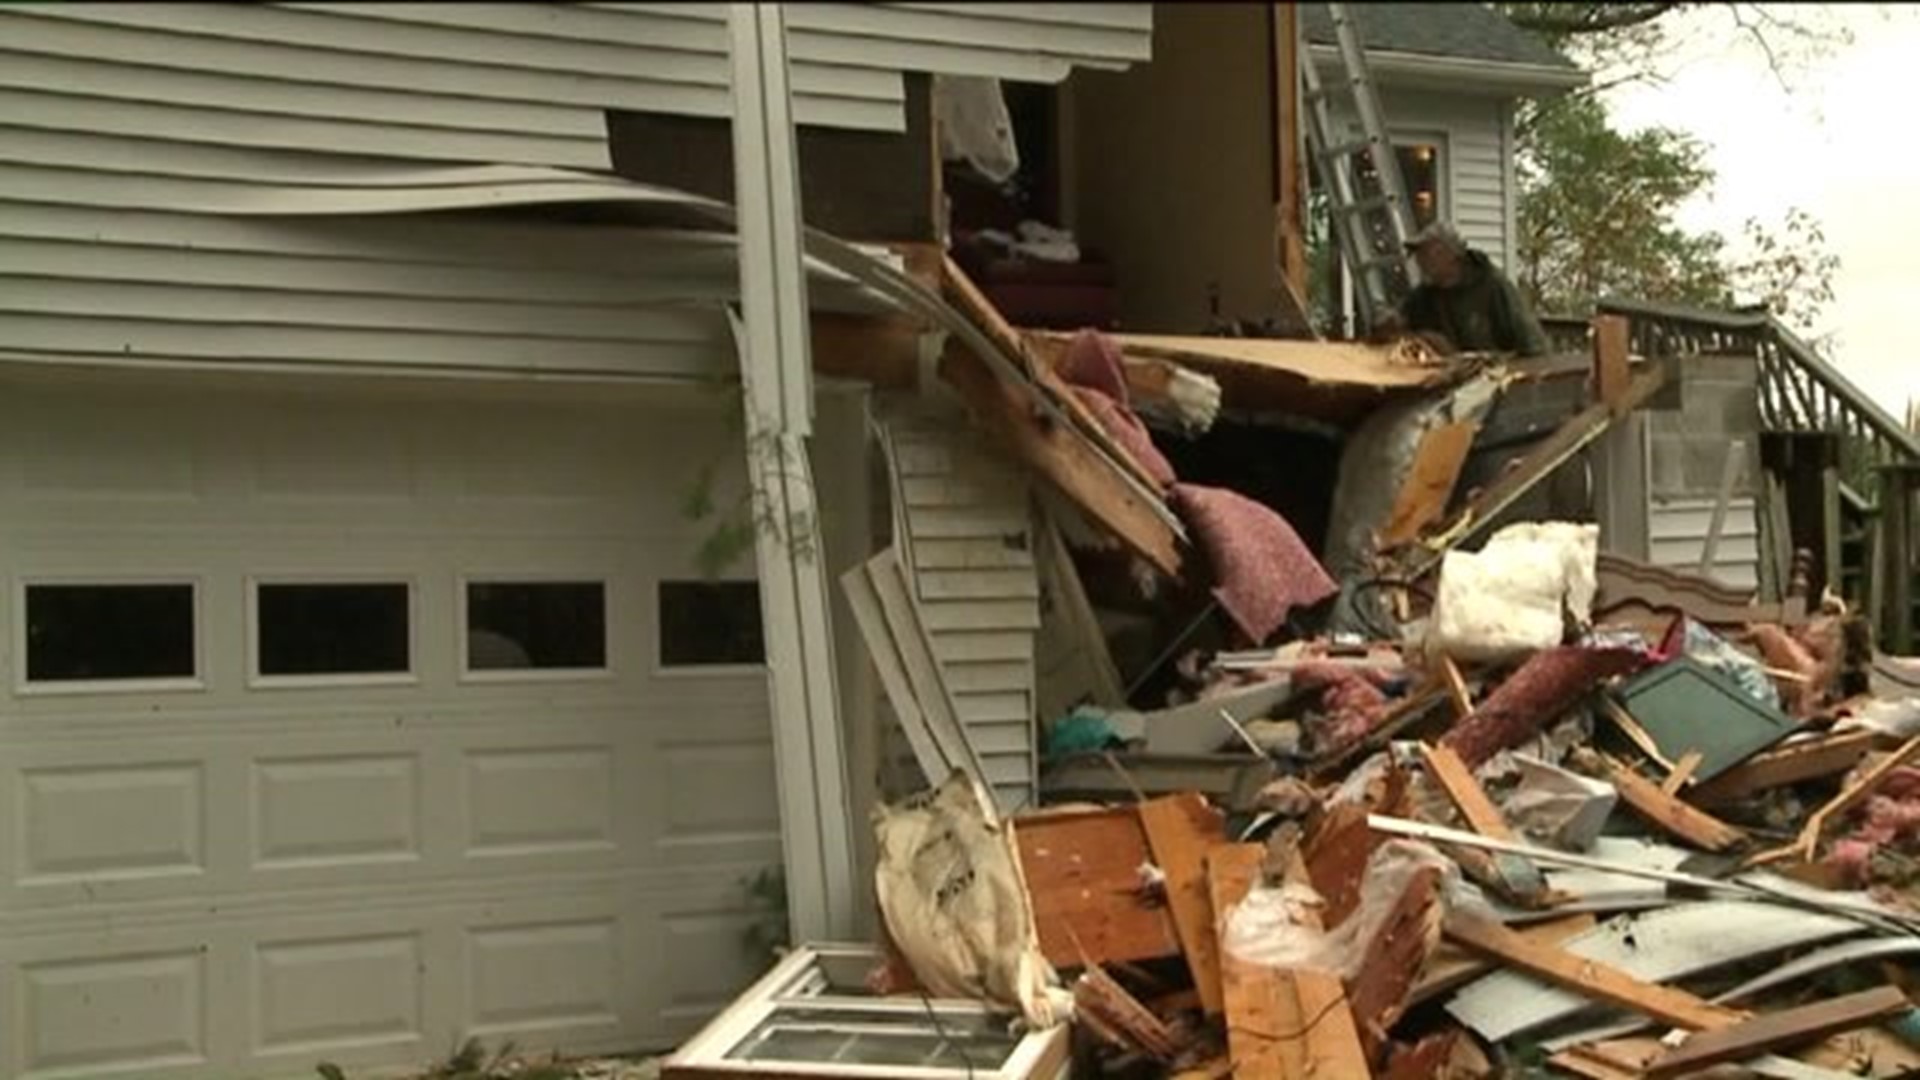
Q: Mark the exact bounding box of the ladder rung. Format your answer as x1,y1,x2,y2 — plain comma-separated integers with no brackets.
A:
1316,138,1375,161
1334,194,1394,217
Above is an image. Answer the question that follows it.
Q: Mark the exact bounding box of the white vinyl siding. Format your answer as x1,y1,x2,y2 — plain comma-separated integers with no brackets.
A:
0,3,1151,171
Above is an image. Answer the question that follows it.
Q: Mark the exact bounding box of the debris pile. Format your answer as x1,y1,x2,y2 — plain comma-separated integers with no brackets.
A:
663,290,1920,1078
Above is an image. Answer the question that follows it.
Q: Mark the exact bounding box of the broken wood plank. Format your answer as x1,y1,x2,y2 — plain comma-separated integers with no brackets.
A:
939,341,1182,577
1601,754,1746,853
1011,807,1183,971
1442,912,1749,1032
1381,1032,1459,1080
1592,313,1631,412
1661,749,1704,795
1139,793,1228,1015
1409,914,1596,1006
1421,742,1516,840
1345,864,1444,1048
1304,801,1382,930
1751,732,1920,867
1645,986,1912,1079
1380,420,1480,548
941,254,1036,376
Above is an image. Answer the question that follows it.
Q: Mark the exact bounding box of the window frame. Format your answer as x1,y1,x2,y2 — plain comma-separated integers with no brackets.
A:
15,575,206,697
653,577,768,678
245,573,420,690
457,573,614,685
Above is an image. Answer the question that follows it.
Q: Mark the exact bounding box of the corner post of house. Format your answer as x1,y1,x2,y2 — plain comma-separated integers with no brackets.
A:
726,0,860,943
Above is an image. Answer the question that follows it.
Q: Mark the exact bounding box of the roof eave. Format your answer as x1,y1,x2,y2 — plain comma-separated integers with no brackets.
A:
1309,44,1588,96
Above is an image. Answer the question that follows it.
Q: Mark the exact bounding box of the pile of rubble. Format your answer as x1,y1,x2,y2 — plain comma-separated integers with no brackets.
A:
669,517,1920,1080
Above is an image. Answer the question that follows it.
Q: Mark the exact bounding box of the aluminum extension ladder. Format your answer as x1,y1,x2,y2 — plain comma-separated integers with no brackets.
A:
1299,2,1419,332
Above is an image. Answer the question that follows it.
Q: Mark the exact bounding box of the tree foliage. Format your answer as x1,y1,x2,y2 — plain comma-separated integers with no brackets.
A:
1497,2,1845,329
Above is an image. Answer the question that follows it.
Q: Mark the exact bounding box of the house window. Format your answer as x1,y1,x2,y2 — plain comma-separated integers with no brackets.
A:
1347,140,1444,230
465,581,607,673
659,581,764,668
255,582,411,678
24,583,197,684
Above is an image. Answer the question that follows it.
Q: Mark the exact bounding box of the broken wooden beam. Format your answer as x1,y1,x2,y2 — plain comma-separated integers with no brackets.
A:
1345,863,1444,1049
1380,420,1480,549
1139,793,1228,1015
1599,754,1746,853
1442,912,1749,1032
1592,313,1631,413
1421,743,1516,841
1644,985,1912,1079
939,341,1183,577
1688,729,1879,808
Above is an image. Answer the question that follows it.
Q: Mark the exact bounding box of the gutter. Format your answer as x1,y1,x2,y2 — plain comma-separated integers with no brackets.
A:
1308,43,1589,95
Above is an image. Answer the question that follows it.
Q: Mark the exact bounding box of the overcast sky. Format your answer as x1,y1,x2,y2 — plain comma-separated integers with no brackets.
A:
1600,3,1919,420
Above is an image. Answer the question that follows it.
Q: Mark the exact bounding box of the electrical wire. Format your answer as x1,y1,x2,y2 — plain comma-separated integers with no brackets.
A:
915,989,979,1080
1224,992,1352,1045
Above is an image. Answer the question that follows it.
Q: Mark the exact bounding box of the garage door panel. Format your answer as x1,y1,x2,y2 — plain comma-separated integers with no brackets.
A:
0,381,781,1070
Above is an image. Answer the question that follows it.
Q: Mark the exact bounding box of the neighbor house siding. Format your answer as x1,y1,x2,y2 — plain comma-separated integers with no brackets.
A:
1322,85,1513,269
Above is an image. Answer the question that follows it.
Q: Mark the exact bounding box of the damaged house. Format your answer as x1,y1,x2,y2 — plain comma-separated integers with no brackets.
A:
5,2,1920,1079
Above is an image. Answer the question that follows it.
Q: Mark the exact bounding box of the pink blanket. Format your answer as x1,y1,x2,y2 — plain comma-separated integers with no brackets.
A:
1169,483,1337,645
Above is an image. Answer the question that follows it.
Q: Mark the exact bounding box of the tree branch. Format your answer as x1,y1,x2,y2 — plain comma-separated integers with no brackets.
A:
1506,2,1687,35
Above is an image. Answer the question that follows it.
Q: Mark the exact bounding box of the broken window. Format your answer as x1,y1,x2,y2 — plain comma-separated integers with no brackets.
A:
255,581,411,679
24,582,197,685
663,945,1065,1079
465,580,607,673
658,580,764,668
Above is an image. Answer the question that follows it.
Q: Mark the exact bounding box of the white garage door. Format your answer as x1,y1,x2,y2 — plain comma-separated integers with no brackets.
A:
0,372,783,1079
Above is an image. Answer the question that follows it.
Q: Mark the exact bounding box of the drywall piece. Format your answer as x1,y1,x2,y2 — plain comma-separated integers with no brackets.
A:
1446,901,1870,1042
1609,658,1801,783
1142,679,1296,756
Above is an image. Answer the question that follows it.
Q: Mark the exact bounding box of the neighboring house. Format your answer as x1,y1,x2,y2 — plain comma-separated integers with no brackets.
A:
0,4,1148,1076
1301,2,1584,272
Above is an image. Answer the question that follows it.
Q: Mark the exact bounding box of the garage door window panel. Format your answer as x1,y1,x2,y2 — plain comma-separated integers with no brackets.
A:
252,580,414,685
657,580,765,672
462,579,609,681
19,580,201,693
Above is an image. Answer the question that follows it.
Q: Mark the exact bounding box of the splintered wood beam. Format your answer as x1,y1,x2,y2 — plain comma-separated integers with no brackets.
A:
1687,730,1878,808
1420,743,1515,841
1139,794,1229,1015
1443,913,1749,1032
938,343,1183,577
1073,964,1182,1061
1402,363,1669,579
940,255,1036,376
1644,986,1913,1079
1600,755,1746,853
